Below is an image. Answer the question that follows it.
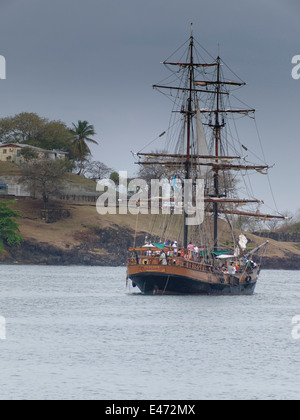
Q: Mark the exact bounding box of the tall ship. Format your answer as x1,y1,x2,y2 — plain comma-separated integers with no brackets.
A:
127,28,285,295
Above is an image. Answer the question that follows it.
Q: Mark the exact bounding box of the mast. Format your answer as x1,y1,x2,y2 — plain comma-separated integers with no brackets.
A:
184,32,194,249
213,57,220,252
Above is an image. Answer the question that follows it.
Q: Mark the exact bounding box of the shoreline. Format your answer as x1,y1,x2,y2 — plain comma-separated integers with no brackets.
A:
1,198,300,272
1,238,300,271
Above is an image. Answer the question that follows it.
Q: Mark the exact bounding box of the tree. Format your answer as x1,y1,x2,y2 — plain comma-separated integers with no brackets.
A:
0,112,46,143
232,214,263,232
31,119,74,156
110,171,120,186
20,147,39,161
0,112,75,156
79,158,113,181
20,159,70,209
136,149,178,186
70,120,98,175
0,201,23,253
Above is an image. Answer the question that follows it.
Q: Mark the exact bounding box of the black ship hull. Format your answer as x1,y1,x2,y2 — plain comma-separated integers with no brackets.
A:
129,272,257,296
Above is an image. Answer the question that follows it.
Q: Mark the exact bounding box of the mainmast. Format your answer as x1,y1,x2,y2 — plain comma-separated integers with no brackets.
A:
184,32,195,249
213,57,224,252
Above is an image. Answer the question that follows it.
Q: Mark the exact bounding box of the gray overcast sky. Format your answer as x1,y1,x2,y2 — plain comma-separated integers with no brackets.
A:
0,0,300,214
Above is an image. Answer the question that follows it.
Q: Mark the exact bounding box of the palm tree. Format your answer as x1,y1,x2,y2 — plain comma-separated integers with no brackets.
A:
70,120,98,175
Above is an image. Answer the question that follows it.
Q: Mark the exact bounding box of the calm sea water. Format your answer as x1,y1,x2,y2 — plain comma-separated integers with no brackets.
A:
0,266,299,400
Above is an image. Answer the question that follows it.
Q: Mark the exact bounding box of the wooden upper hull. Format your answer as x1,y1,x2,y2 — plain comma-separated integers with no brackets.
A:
127,264,258,295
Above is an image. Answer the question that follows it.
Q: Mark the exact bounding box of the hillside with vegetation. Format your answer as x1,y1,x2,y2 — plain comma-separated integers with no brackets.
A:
0,194,300,269
0,112,300,269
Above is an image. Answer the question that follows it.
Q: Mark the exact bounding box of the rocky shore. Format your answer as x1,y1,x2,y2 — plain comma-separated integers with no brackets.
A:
0,198,299,270
262,255,300,270
0,226,145,267
1,226,300,270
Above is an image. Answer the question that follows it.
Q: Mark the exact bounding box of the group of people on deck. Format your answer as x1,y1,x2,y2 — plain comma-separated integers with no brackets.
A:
222,259,257,275
162,240,258,272
164,240,204,262
139,239,259,273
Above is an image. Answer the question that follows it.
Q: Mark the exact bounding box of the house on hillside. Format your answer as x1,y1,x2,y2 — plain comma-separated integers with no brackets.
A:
0,143,68,165
0,143,69,198
0,144,22,163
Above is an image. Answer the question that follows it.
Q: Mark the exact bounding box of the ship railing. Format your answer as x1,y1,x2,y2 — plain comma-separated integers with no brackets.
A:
127,248,258,276
127,249,214,273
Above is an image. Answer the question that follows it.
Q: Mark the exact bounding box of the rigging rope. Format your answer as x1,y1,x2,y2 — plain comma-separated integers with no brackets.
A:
254,118,280,214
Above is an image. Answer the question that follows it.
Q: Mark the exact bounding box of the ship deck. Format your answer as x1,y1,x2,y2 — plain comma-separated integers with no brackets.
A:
127,246,259,295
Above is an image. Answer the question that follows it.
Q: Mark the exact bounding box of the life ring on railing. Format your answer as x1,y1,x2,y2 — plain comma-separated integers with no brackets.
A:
245,276,252,284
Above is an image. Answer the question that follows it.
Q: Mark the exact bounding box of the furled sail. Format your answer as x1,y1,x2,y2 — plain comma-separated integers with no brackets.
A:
239,234,248,251
234,233,249,257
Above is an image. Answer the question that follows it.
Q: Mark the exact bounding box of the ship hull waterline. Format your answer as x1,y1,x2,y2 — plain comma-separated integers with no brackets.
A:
128,266,258,296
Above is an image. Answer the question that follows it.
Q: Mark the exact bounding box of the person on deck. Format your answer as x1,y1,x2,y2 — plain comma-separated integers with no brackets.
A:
187,242,194,260
228,262,236,275
194,245,199,262
159,251,168,266
172,241,178,256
